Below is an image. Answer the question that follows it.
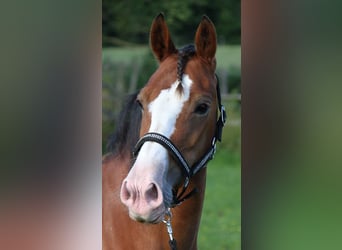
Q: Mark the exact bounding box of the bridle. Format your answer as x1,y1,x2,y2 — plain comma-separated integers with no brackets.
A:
132,75,226,249
133,75,226,206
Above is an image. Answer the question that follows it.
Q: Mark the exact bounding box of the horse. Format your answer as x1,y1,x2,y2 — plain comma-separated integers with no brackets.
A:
103,13,226,250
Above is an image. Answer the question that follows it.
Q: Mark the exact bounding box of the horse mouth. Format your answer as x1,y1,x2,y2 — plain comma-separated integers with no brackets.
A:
129,208,165,224
135,216,162,224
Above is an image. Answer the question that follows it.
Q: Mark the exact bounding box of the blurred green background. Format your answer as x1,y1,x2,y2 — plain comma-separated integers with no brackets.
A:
102,1,240,249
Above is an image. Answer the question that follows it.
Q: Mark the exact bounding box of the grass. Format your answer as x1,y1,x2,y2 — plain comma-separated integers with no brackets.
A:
102,46,149,64
198,94,241,249
199,163,240,249
198,122,241,250
216,45,241,70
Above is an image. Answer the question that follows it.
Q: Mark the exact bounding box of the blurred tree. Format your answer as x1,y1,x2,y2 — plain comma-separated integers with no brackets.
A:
102,0,240,46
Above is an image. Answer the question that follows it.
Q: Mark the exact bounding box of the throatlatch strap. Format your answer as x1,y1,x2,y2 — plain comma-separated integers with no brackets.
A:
215,75,227,142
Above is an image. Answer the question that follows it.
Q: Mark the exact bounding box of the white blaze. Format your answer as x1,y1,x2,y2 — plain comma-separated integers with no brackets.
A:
148,74,192,136
129,74,193,183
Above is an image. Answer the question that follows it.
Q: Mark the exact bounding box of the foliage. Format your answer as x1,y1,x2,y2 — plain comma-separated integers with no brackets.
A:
102,0,240,46
102,50,158,152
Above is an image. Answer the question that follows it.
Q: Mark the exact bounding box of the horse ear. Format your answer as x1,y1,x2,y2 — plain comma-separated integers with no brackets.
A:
195,16,217,62
150,13,177,62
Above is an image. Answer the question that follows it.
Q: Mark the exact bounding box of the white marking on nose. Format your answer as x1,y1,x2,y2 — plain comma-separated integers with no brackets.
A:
133,75,193,167
124,75,193,205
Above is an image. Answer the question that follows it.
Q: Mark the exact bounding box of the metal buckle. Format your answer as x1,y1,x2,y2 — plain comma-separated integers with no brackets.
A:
220,105,226,125
162,208,174,241
184,177,189,189
212,144,216,159
211,137,216,146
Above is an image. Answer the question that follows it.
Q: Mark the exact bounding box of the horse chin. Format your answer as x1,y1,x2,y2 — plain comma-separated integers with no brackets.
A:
128,206,166,224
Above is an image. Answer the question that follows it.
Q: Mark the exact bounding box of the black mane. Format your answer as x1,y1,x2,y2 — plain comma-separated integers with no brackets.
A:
106,92,142,156
177,44,196,84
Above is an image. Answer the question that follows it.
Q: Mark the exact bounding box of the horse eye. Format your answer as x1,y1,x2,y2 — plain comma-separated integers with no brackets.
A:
194,103,209,115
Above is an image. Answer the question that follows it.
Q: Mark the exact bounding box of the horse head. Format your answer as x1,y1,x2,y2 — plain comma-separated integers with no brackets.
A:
120,13,221,224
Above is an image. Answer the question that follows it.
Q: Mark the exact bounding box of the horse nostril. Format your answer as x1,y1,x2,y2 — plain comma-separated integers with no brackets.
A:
121,181,131,201
144,183,159,203
120,180,163,210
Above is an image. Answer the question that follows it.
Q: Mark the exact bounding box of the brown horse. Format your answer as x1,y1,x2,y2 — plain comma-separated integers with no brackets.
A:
103,14,226,250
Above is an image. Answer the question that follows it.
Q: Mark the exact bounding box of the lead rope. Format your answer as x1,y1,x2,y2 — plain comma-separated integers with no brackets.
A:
162,208,177,250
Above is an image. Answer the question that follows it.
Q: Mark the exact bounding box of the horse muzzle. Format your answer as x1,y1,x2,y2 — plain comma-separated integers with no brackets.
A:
120,177,168,223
